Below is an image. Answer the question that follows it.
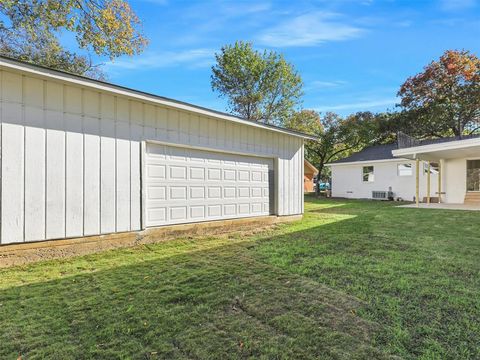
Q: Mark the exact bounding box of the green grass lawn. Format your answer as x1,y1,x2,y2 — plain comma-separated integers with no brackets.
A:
1,197,480,359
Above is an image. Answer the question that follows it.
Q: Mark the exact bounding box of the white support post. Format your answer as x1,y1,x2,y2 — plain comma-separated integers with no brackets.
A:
427,162,431,204
438,160,442,204
416,158,420,208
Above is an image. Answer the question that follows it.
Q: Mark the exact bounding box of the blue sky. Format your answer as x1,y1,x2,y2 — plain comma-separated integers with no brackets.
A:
97,0,480,116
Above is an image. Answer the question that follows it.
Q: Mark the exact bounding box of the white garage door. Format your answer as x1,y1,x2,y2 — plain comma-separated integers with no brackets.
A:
144,143,274,227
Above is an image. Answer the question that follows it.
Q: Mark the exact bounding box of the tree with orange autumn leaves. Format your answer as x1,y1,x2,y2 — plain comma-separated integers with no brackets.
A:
0,0,148,78
398,50,480,138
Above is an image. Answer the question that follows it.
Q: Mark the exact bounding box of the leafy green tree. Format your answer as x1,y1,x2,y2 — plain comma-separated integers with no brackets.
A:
211,41,303,125
286,110,381,193
398,50,480,138
0,0,148,78
0,29,105,79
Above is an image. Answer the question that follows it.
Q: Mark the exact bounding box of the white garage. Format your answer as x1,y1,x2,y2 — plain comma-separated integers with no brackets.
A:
0,56,314,245
144,143,274,226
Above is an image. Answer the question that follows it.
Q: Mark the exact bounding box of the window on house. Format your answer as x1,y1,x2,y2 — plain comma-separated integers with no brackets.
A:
398,163,413,176
362,166,374,182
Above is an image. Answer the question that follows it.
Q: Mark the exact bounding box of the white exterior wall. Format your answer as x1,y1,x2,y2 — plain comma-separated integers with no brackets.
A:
330,159,438,201
443,158,466,204
0,68,304,244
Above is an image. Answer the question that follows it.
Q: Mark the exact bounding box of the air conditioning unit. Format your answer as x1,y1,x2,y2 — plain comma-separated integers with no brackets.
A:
372,191,393,200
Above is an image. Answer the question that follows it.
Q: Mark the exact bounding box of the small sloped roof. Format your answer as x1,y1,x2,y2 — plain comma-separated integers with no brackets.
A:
304,159,318,173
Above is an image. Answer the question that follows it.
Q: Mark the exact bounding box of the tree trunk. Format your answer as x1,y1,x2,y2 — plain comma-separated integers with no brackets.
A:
315,163,325,196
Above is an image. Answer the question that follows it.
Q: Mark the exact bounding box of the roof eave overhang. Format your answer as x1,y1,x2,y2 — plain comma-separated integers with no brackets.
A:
0,56,317,141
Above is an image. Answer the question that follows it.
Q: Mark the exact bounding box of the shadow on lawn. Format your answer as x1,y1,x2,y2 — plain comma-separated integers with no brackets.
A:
1,199,480,359
0,215,391,360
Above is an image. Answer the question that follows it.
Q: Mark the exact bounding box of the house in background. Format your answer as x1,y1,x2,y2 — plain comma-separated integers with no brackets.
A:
393,135,480,205
304,159,318,193
327,143,439,201
0,56,314,246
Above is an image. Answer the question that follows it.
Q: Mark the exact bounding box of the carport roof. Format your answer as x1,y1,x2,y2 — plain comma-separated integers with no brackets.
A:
393,135,480,161
0,55,317,141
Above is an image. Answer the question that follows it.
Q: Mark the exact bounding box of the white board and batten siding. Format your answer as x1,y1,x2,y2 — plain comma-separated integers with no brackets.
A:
0,67,304,244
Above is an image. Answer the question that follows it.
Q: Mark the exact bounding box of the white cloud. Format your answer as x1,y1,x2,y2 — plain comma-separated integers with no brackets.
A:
305,80,347,91
220,2,271,16
106,49,215,70
440,0,476,11
394,20,413,28
258,12,365,47
314,98,397,112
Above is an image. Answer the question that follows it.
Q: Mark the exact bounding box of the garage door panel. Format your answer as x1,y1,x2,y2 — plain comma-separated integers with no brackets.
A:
170,186,187,200
207,168,221,180
224,187,236,198
148,207,166,222
238,170,250,181
238,203,250,214
190,206,205,219
170,206,187,221
147,186,166,200
145,143,273,227
190,167,205,180
147,164,166,179
251,203,263,213
169,166,187,180
190,186,205,199
224,204,237,216
207,205,222,217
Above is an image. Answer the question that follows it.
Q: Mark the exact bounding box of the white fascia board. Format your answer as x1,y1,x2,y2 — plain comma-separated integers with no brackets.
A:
393,138,480,158
326,158,410,167
0,57,317,141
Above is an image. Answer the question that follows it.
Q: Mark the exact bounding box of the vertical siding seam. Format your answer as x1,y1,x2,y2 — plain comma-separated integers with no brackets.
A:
129,100,132,230
82,88,85,236
139,103,144,229
22,75,26,242
114,96,117,232
43,80,47,239
0,70,2,244
98,92,102,233
63,84,67,238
